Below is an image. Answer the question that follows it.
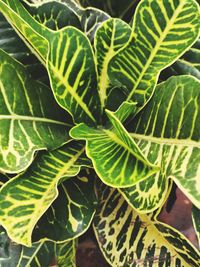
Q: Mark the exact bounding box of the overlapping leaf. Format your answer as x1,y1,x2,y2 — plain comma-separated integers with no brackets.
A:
0,227,22,267
192,205,200,248
125,75,200,211
93,184,200,267
108,0,200,113
71,110,158,187
0,141,86,246
21,0,110,41
168,37,200,80
32,171,96,242
79,0,139,19
47,27,101,125
0,49,71,173
94,18,131,108
0,0,49,63
17,239,76,267
0,12,49,83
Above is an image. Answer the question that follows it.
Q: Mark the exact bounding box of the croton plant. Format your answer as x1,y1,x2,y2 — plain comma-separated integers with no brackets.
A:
0,0,199,266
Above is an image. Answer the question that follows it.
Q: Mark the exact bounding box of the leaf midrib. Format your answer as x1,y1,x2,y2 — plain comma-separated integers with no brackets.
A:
0,114,69,126
130,133,200,147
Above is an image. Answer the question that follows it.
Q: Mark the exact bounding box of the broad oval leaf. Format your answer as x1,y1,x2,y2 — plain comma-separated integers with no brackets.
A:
32,171,96,243
70,110,158,187
126,75,200,210
47,27,101,126
108,0,200,112
94,18,131,107
0,49,71,173
0,141,86,246
93,184,200,267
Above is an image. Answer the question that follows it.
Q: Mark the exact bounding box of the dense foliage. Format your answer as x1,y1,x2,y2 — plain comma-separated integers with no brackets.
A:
0,0,200,266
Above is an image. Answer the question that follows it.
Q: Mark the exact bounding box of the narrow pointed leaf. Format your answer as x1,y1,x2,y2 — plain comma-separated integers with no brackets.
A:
0,49,71,173
109,0,200,111
127,75,200,210
93,184,200,267
0,141,86,246
33,172,96,242
192,205,200,248
94,18,131,107
70,111,158,187
47,27,101,125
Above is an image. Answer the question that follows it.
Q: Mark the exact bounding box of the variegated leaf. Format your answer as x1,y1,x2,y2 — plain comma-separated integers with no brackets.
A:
17,239,76,267
33,171,96,242
0,12,49,84
0,49,71,173
0,227,22,267
47,27,101,125
22,0,110,41
79,0,139,19
125,75,200,211
166,37,200,80
0,141,86,246
93,184,200,267
70,110,158,187
108,0,200,112
94,18,131,107
0,0,49,63
192,205,200,248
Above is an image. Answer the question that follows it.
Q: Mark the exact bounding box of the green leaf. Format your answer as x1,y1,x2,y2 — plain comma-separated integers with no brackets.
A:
127,75,200,210
56,240,76,267
94,18,131,108
93,184,200,267
79,0,139,19
71,110,158,187
192,205,200,248
0,0,49,63
17,239,76,267
32,171,96,242
171,37,200,80
22,0,82,31
0,227,22,267
22,0,110,41
0,49,71,173
108,0,200,112
0,12,48,83
120,176,172,213
0,140,86,246
47,27,101,126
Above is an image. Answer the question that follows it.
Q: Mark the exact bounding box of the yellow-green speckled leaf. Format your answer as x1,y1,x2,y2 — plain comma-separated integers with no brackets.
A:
94,184,200,267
